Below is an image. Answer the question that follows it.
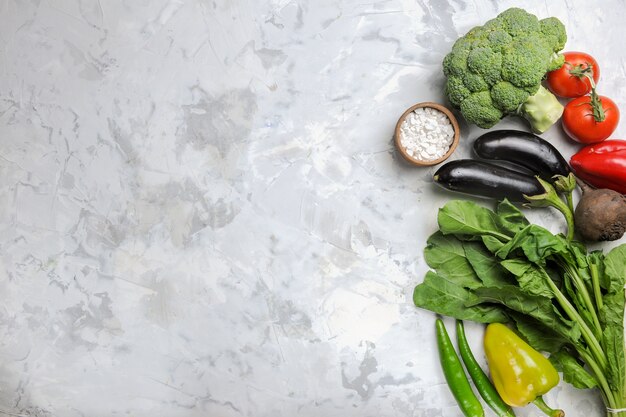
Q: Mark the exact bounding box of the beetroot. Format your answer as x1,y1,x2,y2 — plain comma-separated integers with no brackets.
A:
575,180,626,241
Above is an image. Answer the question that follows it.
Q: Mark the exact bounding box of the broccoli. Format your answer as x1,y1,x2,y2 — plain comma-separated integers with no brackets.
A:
442,8,567,133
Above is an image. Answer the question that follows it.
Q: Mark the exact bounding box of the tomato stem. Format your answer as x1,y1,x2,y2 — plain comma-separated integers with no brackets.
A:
570,62,607,123
585,75,606,123
565,61,606,122
567,61,595,79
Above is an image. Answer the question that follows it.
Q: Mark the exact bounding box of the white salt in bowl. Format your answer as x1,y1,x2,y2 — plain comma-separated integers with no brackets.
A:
394,102,460,167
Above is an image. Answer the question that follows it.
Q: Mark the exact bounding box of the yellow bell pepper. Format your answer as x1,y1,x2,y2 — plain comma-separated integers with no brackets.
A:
484,323,564,417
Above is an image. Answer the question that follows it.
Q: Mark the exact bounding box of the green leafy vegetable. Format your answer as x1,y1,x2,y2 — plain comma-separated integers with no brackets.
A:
414,198,626,416
437,200,512,240
495,199,530,234
412,272,508,323
550,351,598,389
424,232,483,290
510,313,569,353
464,242,514,288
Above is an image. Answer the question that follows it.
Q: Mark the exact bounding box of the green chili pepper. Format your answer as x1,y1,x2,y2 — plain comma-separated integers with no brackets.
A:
456,321,516,417
435,318,484,417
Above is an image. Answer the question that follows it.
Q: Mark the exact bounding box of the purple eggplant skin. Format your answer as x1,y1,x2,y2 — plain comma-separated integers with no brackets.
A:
433,159,544,202
473,130,570,181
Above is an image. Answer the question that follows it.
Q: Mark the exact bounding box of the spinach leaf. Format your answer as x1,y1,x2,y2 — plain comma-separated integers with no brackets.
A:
413,271,508,323
437,200,511,241
424,232,482,290
550,350,598,389
510,312,568,353
470,285,581,345
604,244,626,294
603,324,625,392
470,285,553,318
495,199,530,234
481,235,506,253
495,224,570,264
600,245,626,393
463,241,514,288
600,292,625,328
500,259,554,299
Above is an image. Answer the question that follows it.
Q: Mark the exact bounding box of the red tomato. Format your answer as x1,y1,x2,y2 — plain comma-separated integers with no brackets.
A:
562,95,620,144
546,51,600,98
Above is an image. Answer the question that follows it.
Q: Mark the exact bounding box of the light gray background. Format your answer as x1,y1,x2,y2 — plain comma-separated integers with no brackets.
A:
1,1,624,416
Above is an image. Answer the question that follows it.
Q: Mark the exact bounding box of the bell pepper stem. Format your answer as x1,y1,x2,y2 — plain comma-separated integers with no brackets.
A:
532,396,564,417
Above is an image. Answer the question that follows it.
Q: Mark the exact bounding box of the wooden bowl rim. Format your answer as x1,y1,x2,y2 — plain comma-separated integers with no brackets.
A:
394,102,460,167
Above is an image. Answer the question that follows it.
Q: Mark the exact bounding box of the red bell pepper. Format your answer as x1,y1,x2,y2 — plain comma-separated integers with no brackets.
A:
570,140,626,194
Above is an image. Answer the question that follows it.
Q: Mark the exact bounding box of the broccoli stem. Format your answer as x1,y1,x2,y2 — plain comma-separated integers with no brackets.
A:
517,85,564,133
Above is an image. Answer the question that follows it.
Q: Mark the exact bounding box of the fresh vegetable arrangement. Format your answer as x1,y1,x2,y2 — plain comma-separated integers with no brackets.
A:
407,6,626,417
427,128,626,412
414,199,626,416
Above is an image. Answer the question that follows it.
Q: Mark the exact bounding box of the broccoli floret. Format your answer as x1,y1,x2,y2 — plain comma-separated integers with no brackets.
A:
491,81,530,113
460,91,503,128
467,47,502,86
487,30,513,52
499,7,540,37
540,17,567,51
443,46,470,77
482,18,504,32
547,54,565,72
442,7,567,132
501,33,551,88
463,71,489,92
446,76,471,107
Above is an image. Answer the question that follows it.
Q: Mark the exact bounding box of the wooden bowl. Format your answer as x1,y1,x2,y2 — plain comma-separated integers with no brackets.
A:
394,102,460,166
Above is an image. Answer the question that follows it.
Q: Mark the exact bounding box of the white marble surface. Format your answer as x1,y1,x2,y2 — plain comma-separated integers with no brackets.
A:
1,1,626,416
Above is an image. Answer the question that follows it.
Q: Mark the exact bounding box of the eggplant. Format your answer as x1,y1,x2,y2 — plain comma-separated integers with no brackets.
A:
473,130,570,181
433,159,544,202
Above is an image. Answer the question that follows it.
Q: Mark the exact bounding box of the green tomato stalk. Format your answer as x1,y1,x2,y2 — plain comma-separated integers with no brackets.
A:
571,63,607,123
